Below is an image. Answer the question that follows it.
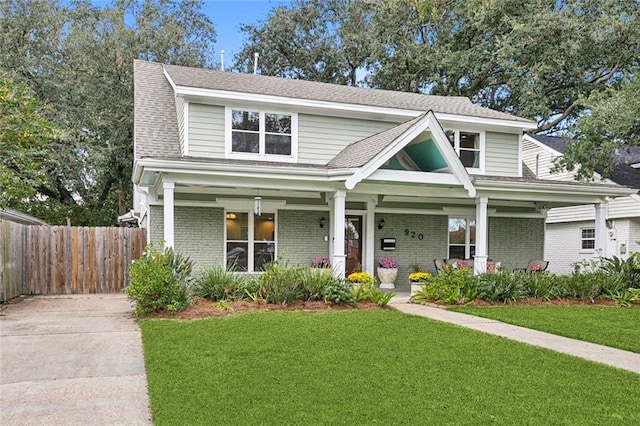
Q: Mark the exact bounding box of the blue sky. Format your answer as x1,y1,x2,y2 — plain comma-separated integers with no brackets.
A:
204,1,292,61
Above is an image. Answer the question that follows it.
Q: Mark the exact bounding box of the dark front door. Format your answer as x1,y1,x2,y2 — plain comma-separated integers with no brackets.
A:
345,215,362,276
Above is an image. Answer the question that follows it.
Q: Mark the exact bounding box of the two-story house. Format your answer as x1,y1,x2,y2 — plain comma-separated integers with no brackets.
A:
523,134,640,274
132,60,634,288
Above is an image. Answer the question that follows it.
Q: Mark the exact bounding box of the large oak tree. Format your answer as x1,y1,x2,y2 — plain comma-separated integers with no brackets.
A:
235,0,639,177
0,0,216,225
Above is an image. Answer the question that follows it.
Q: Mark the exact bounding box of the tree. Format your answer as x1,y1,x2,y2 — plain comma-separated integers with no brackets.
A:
555,72,640,180
234,0,374,86
236,0,639,134
0,0,216,225
0,73,58,209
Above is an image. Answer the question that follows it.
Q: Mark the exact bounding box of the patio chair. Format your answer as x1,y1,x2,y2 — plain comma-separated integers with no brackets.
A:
433,259,445,273
514,260,549,273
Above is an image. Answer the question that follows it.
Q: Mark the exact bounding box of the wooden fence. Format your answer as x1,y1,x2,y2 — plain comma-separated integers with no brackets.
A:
0,221,146,302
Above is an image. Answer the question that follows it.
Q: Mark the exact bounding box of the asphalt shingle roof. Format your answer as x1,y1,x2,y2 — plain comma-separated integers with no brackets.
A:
327,114,426,168
162,62,533,124
134,61,181,159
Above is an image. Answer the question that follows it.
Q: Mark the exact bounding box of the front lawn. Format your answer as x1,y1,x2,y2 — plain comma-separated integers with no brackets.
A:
141,310,640,425
449,305,640,354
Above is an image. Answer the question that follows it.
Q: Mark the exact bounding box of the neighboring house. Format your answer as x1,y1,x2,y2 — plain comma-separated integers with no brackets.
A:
523,134,640,274
132,60,634,289
0,208,47,225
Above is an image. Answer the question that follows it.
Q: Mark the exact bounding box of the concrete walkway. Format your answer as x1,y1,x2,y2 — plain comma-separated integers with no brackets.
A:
390,295,640,375
0,295,151,425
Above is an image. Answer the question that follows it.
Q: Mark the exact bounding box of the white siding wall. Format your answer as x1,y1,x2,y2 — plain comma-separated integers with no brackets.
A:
521,139,577,181
608,196,640,219
188,103,225,157
297,114,394,164
485,132,519,177
545,220,597,274
615,218,640,258
176,96,185,155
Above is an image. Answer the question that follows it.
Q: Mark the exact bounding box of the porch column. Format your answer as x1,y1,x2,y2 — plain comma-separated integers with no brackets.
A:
328,195,334,260
163,181,175,248
331,190,346,278
594,201,607,258
474,196,489,275
364,198,377,276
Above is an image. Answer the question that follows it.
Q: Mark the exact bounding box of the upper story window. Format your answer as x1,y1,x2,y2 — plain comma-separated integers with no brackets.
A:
227,108,297,161
446,130,484,171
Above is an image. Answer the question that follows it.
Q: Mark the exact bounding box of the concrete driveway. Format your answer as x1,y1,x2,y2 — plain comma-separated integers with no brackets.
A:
0,294,151,425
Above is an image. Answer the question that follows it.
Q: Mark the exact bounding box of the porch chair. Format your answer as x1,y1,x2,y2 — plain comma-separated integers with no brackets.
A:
433,259,445,273
514,260,549,273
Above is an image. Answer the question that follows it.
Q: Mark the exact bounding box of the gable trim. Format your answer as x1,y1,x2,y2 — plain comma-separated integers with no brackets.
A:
344,111,476,196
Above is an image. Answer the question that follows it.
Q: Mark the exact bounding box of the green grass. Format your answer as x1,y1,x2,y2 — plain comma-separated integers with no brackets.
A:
450,305,640,354
141,310,640,425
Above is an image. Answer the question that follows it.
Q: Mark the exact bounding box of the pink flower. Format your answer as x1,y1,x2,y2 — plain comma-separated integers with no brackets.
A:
378,256,398,269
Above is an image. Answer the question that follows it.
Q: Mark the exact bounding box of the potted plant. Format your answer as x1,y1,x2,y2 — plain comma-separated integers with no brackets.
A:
310,257,331,275
377,256,398,289
408,271,432,296
346,271,373,292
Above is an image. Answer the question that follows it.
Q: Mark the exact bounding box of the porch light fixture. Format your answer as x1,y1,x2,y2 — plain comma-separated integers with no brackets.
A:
378,218,385,230
254,196,262,216
319,217,326,228
226,212,237,220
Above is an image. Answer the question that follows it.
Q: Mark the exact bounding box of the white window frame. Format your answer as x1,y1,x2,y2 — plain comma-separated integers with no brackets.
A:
446,129,485,174
225,107,298,162
580,227,595,252
224,210,278,273
448,217,476,259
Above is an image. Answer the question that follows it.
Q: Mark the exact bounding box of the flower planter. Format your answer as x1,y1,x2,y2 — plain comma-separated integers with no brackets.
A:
410,281,423,296
377,267,398,289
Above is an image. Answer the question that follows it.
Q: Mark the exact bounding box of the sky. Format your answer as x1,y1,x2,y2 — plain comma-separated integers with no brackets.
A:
204,0,292,62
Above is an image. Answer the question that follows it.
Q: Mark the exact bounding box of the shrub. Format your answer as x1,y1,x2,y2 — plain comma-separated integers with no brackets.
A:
126,244,193,315
564,271,608,302
469,270,523,303
600,254,640,289
301,267,338,301
256,259,305,304
411,268,475,305
350,280,394,306
194,265,247,301
521,272,560,301
323,280,355,305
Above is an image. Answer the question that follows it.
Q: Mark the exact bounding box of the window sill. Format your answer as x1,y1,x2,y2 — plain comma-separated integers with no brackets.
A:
226,153,296,163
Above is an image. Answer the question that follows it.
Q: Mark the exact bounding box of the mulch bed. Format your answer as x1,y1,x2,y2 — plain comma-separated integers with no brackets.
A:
146,297,389,320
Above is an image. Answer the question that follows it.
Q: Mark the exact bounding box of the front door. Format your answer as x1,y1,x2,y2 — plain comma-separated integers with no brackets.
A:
345,215,362,276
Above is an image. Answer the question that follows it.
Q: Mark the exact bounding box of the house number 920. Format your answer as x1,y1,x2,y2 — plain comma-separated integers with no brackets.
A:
404,228,424,240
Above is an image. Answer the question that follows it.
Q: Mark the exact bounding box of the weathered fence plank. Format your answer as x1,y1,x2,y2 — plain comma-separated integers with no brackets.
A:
0,221,146,301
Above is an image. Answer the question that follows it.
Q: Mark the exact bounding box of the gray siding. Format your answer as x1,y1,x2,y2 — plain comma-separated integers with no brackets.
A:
149,206,224,272
374,213,448,291
298,114,395,164
485,132,519,177
277,210,329,266
188,103,225,157
488,217,544,269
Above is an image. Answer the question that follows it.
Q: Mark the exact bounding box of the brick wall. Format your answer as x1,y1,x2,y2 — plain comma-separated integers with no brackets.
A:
374,213,448,290
544,220,593,274
489,217,545,270
277,210,329,267
148,206,224,271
